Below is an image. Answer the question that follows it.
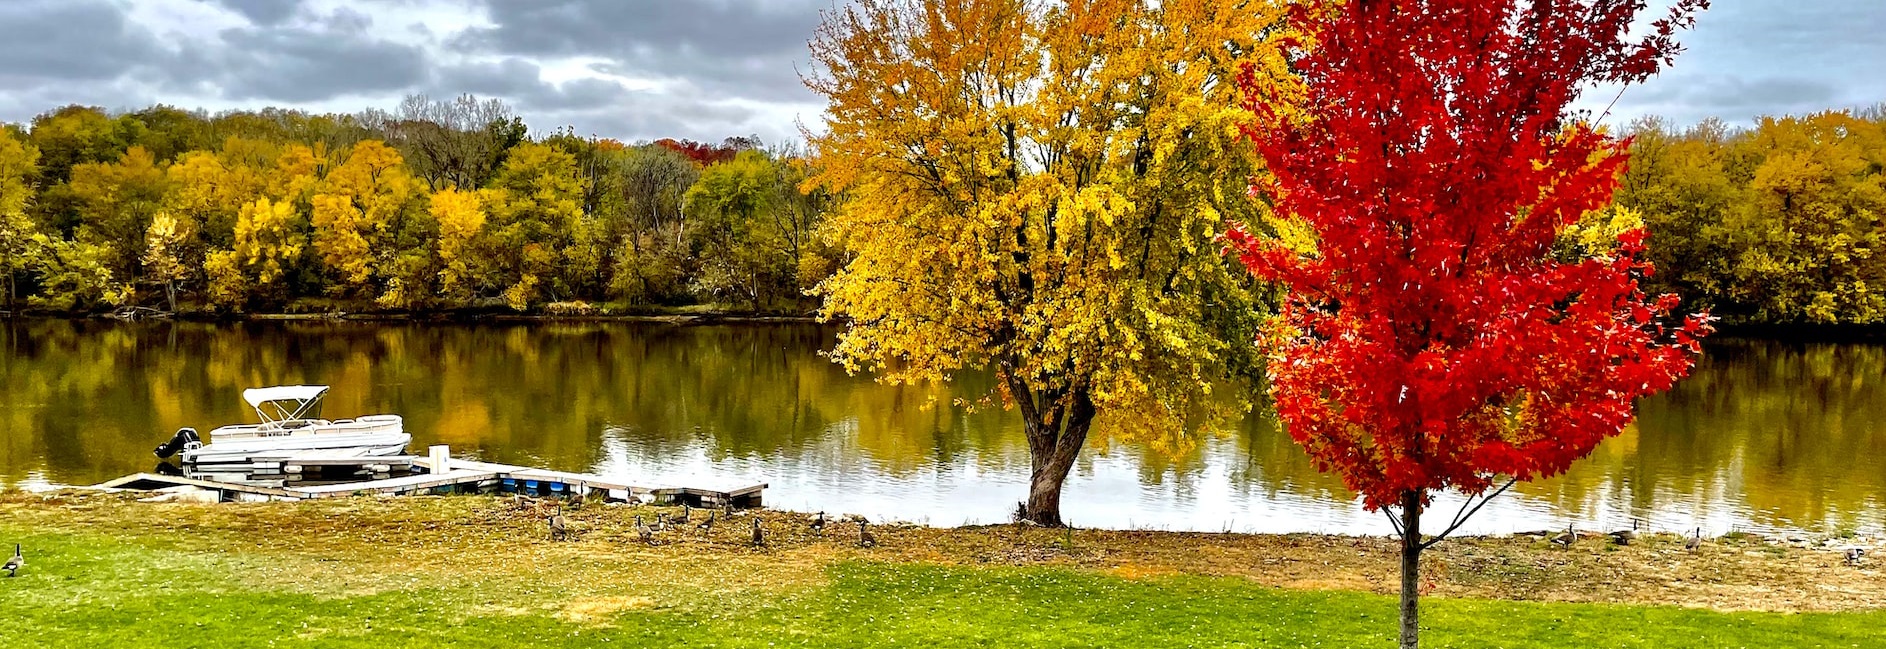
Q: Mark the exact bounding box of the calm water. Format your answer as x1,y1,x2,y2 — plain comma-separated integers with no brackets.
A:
2,320,1881,537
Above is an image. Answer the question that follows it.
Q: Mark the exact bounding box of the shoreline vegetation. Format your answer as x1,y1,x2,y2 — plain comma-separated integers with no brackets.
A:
0,492,1880,648
1,100,1884,330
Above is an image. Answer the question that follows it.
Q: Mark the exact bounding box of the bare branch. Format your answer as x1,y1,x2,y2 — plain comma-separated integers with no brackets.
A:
1421,477,1519,550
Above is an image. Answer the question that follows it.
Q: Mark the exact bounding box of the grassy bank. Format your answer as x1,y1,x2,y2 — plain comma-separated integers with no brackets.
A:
1,493,1879,648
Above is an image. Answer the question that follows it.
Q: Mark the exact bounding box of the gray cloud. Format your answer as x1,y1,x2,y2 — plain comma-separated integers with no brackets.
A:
157,7,431,103
211,0,304,26
427,56,772,143
450,0,823,103
0,0,169,83
432,58,548,99
1610,0,1886,125
2,0,1876,144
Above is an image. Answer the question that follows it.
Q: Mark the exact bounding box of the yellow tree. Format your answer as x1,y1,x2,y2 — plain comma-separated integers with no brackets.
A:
270,143,328,203
0,128,43,310
142,212,190,312
203,249,246,310
807,0,1299,525
167,142,272,249
233,197,305,295
311,140,416,292
430,187,486,300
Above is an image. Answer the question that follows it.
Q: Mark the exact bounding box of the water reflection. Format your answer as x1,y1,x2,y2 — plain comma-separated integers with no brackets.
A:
1,320,1880,536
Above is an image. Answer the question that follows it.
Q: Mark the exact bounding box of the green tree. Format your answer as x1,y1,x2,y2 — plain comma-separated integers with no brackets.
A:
686,150,793,307
1619,110,1886,324
603,145,699,304
483,143,584,309
1724,113,1886,323
66,146,171,284
0,128,44,311
28,235,124,311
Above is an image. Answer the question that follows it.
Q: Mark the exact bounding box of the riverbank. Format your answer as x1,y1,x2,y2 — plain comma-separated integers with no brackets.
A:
0,492,1878,648
4,300,823,325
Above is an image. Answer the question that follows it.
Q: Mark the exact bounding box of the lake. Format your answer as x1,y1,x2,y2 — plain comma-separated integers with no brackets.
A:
2,319,1880,537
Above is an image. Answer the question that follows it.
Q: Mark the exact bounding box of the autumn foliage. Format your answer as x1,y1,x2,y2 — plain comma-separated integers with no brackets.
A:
809,0,1298,525
1230,0,1712,510
0,97,826,314
1227,1,1711,644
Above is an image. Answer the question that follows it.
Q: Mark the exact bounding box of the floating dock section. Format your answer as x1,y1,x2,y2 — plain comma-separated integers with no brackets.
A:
98,445,766,508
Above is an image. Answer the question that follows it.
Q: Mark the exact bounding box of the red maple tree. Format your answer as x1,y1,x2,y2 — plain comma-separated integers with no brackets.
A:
1228,1,1711,647
652,136,762,166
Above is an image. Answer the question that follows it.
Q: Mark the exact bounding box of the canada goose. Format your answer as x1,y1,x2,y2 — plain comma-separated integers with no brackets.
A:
674,505,691,525
653,512,669,533
3,544,20,578
1685,528,1702,551
751,517,765,547
1608,519,1639,545
858,521,876,548
548,511,570,541
697,511,716,535
810,511,827,534
1845,547,1866,566
635,515,655,545
1549,524,1575,549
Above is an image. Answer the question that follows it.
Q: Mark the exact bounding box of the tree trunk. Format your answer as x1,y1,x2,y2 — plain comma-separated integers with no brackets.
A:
1020,389,1095,527
164,280,177,314
1399,489,1423,649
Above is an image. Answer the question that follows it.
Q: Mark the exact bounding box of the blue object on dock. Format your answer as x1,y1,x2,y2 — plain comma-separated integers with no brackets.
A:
524,479,540,495
549,482,566,496
501,478,517,492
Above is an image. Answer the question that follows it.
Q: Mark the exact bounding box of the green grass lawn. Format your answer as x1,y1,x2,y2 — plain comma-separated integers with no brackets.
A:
1,526,1877,649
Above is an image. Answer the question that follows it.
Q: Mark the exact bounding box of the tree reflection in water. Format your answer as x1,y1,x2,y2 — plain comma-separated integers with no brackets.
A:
2,320,1880,535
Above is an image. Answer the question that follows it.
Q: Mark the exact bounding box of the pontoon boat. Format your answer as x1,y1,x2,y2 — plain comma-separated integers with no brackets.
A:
154,385,409,466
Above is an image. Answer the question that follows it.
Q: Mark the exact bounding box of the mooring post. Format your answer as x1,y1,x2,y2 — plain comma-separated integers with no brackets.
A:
428,445,451,474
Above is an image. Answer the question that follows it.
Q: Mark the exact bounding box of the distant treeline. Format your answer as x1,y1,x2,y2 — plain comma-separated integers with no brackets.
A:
1618,108,1886,326
0,95,834,316
0,96,1881,325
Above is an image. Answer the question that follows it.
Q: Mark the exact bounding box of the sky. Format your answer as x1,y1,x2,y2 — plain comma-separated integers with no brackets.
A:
0,0,1881,145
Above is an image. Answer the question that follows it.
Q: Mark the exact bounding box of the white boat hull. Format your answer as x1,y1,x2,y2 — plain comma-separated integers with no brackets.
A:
182,415,409,466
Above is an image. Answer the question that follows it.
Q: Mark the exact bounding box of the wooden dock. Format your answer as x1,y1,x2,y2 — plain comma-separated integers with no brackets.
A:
98,445,766,507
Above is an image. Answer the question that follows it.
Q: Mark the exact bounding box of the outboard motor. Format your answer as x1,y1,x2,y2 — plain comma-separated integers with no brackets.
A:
153,428,201,459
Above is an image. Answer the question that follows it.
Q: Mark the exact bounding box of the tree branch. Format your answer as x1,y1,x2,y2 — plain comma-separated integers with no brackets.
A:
1421,477,1518,550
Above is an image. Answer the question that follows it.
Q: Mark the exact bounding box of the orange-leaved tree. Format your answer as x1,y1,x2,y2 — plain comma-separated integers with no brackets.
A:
807,0,1302,526
1227,1,1712,647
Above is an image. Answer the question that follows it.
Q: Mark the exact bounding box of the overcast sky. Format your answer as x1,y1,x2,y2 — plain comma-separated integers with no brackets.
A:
0,0,1881,145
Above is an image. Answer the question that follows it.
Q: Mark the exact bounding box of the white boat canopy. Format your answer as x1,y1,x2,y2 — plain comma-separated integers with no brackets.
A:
242,385,329,422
